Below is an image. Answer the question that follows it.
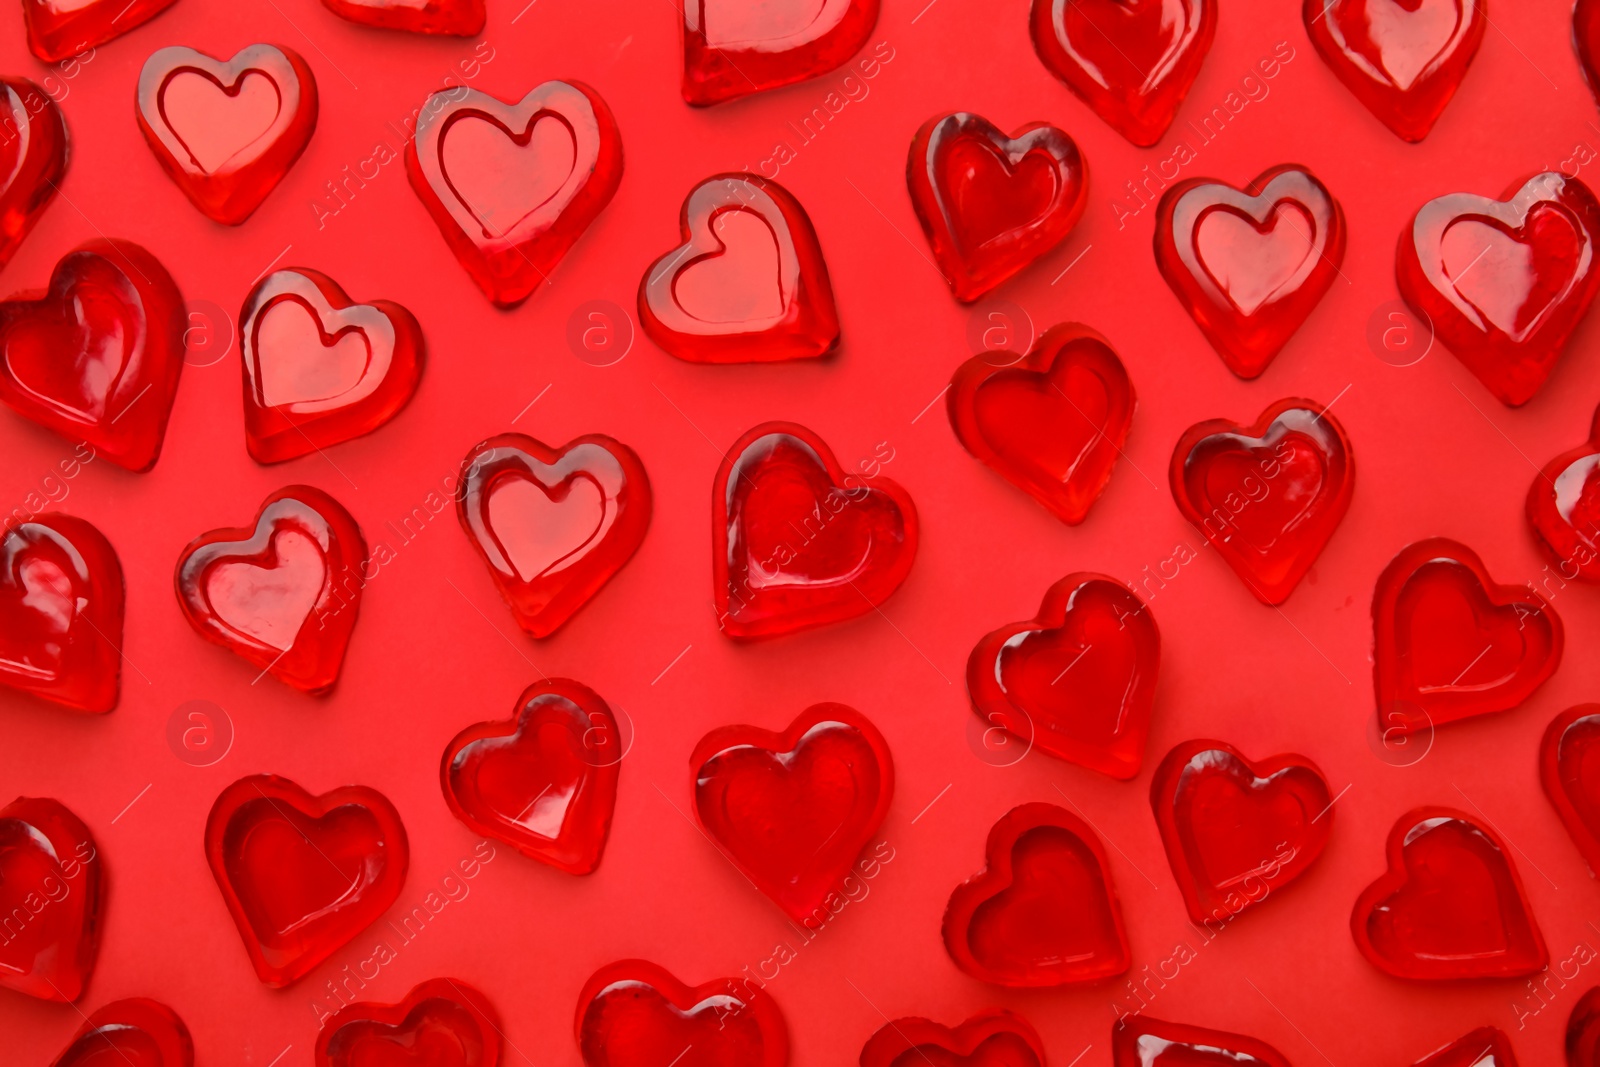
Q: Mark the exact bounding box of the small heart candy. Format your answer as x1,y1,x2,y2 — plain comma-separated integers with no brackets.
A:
1111,1016,1291,1066
49,999,192,1067
322,0,485,35
0,796,103,1002
1411,1028,1519,1067
1580,0,1600,109
1541,705,1600,879
859,1009,1045,1067
314,977,502,1067
680,0,880,106
24,0,178,62
1571,988,1600,1065
0,78,67,272
576,959,788,1067
1527,401,1600,580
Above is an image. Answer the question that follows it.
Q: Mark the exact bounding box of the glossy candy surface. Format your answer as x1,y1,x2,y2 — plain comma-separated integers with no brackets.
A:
24,0,178,61
314,978,501,1067
0,796,102,1002
1111,1016,1292,1066
576,959,788,1067
321,0,486,35
1571,988,1600,1065
1411,1028,1519,1067
1527,401,1600,579
0,78,67,273
205,773,409,988
175,486,367,693
680,0,880,106
641,173,838,363
49,999,192,1067
858,1010,1045,1067
1541,705,1600,878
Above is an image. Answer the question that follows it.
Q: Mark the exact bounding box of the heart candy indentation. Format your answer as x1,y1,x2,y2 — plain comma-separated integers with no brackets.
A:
0,797,103,1002
681,0,879,106
576,959,789,1067
314,978,502,1067
49,999,193,1067
859,1010,1045,1067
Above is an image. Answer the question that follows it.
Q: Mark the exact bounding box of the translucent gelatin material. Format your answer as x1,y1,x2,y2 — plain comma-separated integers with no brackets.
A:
1410,1027,1519,1067
967,574,1158,780
576,959,788,1067
1372,538,1562,737
1528,402,1600,579
1580,0,1600,109
24,0,178,62
1397,172,1600,406
907,112,1086,302
175,486,368,694
442,678,622,875
49,999,192,1067
947,323,1134,525
858,1010,1046,1067
241,268,425,464
136,44,318,225
0,239,186,471
0,78,67,272
406,81,623,309
1111,1016,1292,1066
1149,739,1332,925
205,774,409,988
0,514,124,713
641,173,839,363
1304,0,1485,142
1541,705,1600,879
1570,988,1600,1065
457,433,651,638
943,803,1129,987
692,704,892,923
0,796,102,1002
1170,398,1354,605
1155,165,1346,378
322,0,485,35
1351,807,1547,981
1029,0,1216,146
315,978,502,1067
680,0,880,106
714,422,916,639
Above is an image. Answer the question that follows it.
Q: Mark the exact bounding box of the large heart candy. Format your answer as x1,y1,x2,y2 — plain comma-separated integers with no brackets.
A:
457,433,651,638
441,678,622,875
942,802,1129,987
136,44,318,225
967,573,1158,780
1527,401,1600,580
24,0,178,61
1304,0,1485,142
691,703,892,923
1111,1016,1291,1066
1397,172,1600,406
175,485,368,693
1351,807,1547,980
240,268,425,464
1150,739,1332,925
322,0,485,35
680,0,880,106
0,78,67,272
1572,989,1600,1065
1372,538,1562,737
576,959,788,1067
1411,1028,1519,1067
0,514,124,713
641,173,839,363
1029,0,1216,146
948,323,1134,525
406,81,623,309
1155,165,1346,379
1541,705,1600,878
49,999,192,1067
714,421,917,639
0,796,103,1002
907,112,1086,302
206,773,409,988
315,978,502,1067
858,1010,1045,1067
1170,398,1354,605
0,239,186,471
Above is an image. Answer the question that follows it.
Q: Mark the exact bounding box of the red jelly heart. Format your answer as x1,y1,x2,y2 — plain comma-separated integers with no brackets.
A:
50,999,192,1067
315,978,501,1067
714,422,917,639
1,514,124,714
1029,0,1217,147
0,78,67,273
1396,172,1600,406
24,0,178,62
1412,1028,1519,1067
1150,739,1332,925
1170,398,1354,605
641,173,839,363
406,81,623,309
322,0,485,36
1351,806,1548,981
457,433,651,639
175,486,368,693
1155,165,1346,379
1304,0,1485,143
240,268,425,464
691,703,892,923
1571,989,1600,1065
206,773,408,988
136,44,318,226
0,239,186,472
441,678,622,875
1372,538,1562,737
0,796,102,1002
942,802,1130,987
576,959,788,1067
1529,402,1600,581
1541,705,1600,878
967,573,1158,780
679,0,880,106
948,323,1134,525
858,1009,1045,1067
1111,1016,1291,1066
906,112,1087,303
1581,0,1600,108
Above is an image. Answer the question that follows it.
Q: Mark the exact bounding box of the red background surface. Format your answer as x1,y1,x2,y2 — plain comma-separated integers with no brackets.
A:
4,0,1600,1063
